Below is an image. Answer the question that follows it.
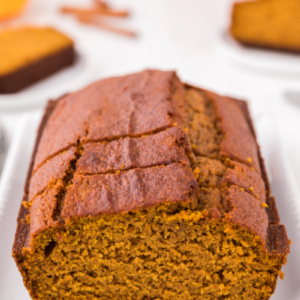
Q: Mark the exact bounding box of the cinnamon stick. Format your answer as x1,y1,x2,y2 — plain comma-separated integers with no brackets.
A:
61,6,129,18
77,15,136,38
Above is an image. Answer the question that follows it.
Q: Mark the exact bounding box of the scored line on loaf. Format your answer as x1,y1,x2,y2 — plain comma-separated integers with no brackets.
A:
32,71,185,171
31,72,259,176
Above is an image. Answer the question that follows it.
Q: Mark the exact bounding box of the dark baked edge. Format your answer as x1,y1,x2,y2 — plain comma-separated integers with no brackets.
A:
231,97,289,254
0,45,75,94
232,38,300,55
231,98,279,220
12,99,59,257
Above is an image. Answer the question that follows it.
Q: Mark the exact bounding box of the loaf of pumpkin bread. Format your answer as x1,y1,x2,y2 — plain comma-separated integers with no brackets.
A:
13,70,289,299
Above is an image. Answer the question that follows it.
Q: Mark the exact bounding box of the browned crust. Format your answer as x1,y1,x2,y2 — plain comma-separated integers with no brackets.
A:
229,97,288,253
206,91,260,171
231,37,300,55
224,186,268,241
32,70,185,170
267,224,290,255
28,147,77,202
76,127,190,175
0,45,75,94
232,99,280,218
28,163,198,235
13,100,59,256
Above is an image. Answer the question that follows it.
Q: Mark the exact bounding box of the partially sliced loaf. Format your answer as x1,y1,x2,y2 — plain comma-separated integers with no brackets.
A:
13,70,289,299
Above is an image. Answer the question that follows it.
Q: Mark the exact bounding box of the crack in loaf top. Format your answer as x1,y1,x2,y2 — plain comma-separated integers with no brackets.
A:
33,70,185,170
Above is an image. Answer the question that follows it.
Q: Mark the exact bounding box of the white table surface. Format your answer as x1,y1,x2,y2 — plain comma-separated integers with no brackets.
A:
0,0,299,192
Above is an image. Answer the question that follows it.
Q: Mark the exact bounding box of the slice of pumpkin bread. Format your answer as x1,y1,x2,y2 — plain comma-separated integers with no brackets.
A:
230,0,300,53
0,26,75,93
13,70,289,299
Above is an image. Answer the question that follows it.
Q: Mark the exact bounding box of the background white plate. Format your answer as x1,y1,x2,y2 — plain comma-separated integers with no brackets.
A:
0,112,299,299
215,31,300,76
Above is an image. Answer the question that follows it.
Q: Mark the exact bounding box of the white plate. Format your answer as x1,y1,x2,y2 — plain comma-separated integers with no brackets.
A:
0,112,299,299
0,45,96,112
255,115,300,300
214,31,300,76
0,113,42,300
